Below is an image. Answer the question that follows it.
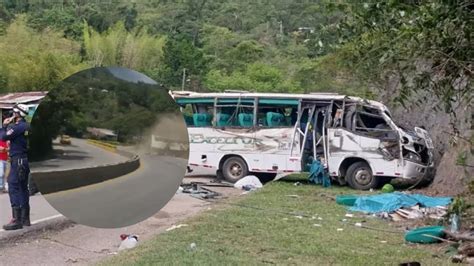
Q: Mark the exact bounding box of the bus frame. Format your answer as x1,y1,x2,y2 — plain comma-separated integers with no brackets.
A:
171,90,435,190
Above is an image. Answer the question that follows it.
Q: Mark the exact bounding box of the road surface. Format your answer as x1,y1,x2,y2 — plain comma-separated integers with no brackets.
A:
0,177,242,266
1,138,128,228
42,153,187,228
29,138,126,171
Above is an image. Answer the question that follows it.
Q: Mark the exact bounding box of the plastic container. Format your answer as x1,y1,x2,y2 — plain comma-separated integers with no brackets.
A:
404,226,445,244
336,195,358,206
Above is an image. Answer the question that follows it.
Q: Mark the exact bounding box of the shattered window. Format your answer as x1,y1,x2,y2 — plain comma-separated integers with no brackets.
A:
191,104,214,127
354,106,397,139
182,104,194,126
216,105,254,127
257,106,294,127
215,98,255,128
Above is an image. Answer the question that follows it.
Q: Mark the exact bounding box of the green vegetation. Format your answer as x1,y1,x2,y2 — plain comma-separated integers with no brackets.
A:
99,181,453,265
28,67,177,160
0,1,469,105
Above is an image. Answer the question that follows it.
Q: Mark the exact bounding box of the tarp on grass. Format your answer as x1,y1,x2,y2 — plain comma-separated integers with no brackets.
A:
349,192,452,214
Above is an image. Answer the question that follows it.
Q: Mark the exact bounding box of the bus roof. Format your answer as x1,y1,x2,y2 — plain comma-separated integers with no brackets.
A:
170,91,388,110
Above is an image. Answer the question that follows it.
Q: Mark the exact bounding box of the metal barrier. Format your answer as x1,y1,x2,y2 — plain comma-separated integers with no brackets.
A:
31,154,140,195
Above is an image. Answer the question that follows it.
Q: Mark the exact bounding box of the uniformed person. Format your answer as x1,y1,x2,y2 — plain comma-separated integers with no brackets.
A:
2,104,31,230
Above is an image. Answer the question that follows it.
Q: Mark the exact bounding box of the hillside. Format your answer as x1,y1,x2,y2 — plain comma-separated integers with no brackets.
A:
0,1,471,192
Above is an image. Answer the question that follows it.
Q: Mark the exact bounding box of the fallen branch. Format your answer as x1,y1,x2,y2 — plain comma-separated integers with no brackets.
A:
420,234,456,244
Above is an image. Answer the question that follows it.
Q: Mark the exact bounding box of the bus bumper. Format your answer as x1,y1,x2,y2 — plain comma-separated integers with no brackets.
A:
402,161,435,181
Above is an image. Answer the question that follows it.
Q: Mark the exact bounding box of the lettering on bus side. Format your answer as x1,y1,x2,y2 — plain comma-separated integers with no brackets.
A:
189,134,263,145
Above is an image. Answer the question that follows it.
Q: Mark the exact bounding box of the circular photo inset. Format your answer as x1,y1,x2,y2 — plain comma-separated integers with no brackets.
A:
27,67,189,228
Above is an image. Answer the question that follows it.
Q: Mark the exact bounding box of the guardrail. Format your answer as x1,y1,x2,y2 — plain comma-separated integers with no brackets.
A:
31,146,140,195
86,139,117,152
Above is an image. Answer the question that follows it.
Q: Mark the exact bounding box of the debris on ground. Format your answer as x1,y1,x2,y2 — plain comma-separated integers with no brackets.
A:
234,175,263,191
336,195,358,206
180,183,221,200
166,224,189,232
381,184,394,193
188,242,197,251
118,234,138,251
192,180,235,187
308,158,331,187
399,261,420,266
336,192,452,221
404,226,446,244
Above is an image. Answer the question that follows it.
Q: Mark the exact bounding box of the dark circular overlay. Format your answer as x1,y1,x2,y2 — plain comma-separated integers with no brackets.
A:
28,67,189,228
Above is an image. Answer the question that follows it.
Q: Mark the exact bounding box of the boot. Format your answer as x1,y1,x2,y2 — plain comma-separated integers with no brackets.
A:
21,205,30,226
3,207,23,230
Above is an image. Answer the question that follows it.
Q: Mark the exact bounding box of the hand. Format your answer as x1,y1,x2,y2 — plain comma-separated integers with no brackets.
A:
3,117,13,125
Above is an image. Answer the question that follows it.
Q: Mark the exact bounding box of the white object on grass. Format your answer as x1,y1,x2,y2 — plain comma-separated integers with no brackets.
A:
234,175,263,190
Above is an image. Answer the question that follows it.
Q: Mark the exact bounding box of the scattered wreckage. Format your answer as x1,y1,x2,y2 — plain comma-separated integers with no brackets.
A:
172,91,435,190
337,192,452,221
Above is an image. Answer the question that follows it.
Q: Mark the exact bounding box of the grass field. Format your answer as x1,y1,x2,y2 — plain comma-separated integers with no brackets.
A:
99,179,455,265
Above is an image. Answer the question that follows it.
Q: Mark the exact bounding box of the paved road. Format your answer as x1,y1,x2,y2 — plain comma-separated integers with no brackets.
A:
41,154,187,228
0,177,241,266
1,138,128,228
30,138,126,171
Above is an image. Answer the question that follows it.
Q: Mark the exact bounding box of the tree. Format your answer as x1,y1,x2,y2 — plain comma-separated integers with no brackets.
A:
334,2,472,116
82,21,166,74
159,35,208,88
0,16,86,92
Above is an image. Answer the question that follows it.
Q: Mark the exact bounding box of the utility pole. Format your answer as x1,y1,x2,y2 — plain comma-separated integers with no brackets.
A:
279,21,283,42
181,68,186,91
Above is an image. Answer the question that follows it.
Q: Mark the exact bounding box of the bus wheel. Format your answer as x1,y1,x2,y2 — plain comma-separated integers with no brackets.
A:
346,161,377,190
222,157,248,183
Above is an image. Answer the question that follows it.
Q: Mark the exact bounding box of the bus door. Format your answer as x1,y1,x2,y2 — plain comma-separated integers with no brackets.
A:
290,100,331,171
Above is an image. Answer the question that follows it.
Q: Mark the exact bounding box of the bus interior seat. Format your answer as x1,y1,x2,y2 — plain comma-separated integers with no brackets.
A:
183,114,194,126
266,112,286,127
238,113,254,127
193,113,212,127
257,112,267,126
216,113,231,127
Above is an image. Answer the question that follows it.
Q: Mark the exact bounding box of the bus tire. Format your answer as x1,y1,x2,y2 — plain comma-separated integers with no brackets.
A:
346,161,378,190
222,156,248,183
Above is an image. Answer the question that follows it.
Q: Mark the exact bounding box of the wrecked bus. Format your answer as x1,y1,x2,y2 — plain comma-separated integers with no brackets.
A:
171,91,435,190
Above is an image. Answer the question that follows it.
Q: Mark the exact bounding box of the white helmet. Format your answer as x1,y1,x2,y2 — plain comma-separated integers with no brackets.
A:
13,104,29,117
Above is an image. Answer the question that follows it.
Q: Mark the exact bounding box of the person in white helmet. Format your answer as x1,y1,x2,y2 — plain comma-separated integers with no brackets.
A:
1,103,31,230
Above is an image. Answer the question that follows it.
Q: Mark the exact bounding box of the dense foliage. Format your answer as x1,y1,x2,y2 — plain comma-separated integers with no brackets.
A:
0,1,470,154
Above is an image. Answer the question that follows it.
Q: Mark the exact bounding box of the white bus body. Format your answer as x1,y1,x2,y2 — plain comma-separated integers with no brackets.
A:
171,91,435,190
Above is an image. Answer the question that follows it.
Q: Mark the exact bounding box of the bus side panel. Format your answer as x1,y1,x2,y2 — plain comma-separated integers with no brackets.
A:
253,128,299,172
187,127,255,168
327,128,361,174
327,128,400,177
186,127,300,173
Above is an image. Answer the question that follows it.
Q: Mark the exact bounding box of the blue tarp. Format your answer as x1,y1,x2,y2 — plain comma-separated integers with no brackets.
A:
349,192,452,213
308,159,331,187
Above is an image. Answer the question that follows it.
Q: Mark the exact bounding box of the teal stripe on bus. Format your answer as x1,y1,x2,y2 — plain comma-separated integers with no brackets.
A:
258,99,299,105
176,97,299,105
175,98,215,104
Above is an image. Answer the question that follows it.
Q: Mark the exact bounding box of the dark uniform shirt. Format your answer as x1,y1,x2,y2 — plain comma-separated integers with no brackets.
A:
0,119,29,158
